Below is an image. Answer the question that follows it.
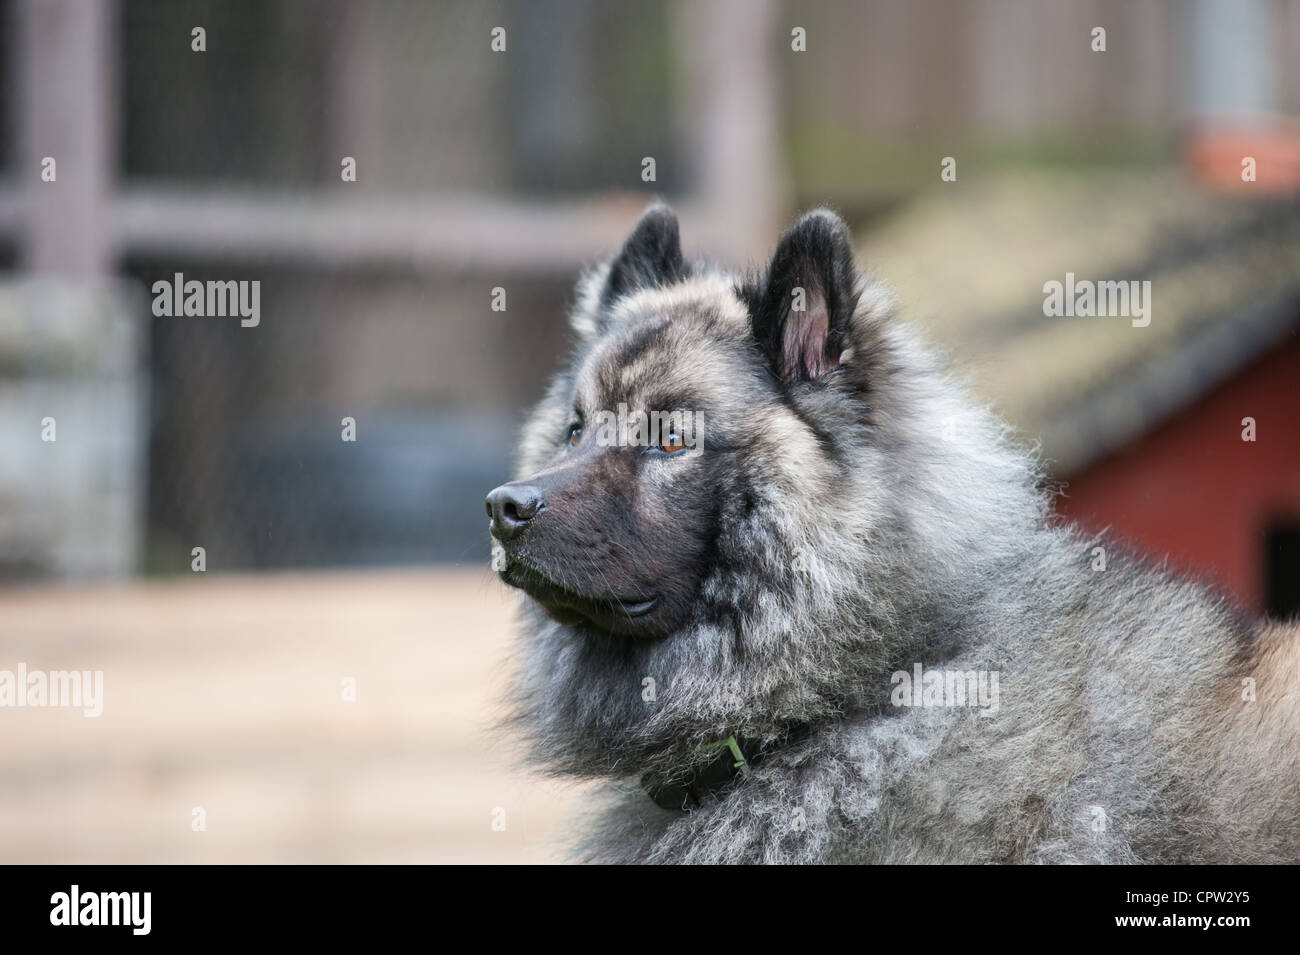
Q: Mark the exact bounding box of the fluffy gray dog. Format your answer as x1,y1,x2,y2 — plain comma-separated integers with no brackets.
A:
486,203,1300,863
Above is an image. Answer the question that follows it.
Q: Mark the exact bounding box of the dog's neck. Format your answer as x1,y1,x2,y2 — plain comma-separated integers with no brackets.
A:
641,728,811,812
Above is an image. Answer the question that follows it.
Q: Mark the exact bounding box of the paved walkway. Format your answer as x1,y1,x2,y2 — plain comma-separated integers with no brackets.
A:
0,568,589,863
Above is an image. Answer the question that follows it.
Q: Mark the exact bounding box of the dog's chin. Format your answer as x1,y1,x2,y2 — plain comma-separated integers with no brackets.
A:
498,561,661,638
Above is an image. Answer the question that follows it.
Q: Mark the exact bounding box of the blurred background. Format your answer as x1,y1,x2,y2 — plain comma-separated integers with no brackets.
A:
0,0,1298,862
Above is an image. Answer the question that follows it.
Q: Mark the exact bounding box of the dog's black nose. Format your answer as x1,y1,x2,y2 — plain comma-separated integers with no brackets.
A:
486,483,544,540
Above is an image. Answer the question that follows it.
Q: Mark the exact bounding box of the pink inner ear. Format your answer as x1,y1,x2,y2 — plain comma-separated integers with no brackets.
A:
781,296,835,381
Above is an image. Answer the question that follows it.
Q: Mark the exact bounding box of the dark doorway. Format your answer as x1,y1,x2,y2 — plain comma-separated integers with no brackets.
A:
1265,523,1300,620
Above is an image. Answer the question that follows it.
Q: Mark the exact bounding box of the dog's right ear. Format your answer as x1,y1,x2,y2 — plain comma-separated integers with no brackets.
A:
570,203,685,340
745,208,859,385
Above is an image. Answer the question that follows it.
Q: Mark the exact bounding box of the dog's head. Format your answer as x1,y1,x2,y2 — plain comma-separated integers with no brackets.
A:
490,204,1041,775
488,203,876,639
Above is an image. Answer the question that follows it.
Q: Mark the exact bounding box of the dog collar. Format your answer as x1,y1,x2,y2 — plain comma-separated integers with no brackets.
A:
643,721,817,812
644,735,761,812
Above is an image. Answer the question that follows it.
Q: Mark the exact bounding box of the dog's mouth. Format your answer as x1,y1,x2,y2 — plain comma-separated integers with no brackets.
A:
499,560,659,627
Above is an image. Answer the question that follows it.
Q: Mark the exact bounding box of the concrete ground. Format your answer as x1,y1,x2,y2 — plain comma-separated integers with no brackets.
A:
0,567,591,863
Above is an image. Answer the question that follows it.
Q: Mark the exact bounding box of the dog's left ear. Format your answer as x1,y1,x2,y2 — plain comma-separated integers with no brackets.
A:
746,209,859,384
599,202,686,309
571,203,686,339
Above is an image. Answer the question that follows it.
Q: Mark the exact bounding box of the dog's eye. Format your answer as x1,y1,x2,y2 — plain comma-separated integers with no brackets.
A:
659,429,685,453
566,423,582,447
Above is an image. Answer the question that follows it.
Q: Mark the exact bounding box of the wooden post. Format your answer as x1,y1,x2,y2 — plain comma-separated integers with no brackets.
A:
324,0,382,190
672,0,786,263
15,0,116,275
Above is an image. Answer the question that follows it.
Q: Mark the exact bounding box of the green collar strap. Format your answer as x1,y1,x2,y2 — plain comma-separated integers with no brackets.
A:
643,728,809,812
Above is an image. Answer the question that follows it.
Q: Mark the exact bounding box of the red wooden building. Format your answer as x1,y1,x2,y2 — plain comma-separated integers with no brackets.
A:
1057,327,1300,616
857,166,1300,618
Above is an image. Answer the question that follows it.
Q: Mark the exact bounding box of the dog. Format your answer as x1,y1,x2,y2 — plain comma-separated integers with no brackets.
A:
487,203,1300,863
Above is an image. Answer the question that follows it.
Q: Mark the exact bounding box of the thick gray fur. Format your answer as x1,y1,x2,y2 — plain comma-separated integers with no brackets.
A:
500,205,1300,864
